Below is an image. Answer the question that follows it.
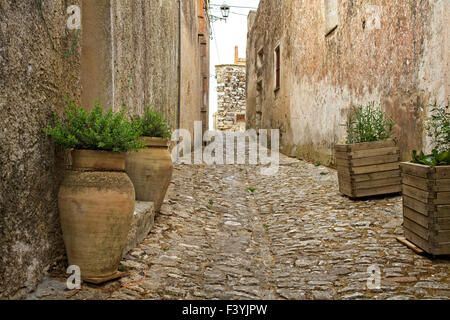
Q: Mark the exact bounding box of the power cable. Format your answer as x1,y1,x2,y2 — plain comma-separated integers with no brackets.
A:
38,0,80,58
209,4,258,10
211,22,221,64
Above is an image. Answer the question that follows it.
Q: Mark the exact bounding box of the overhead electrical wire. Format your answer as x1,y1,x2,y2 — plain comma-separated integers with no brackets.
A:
209,4,258,10
211,22,221,64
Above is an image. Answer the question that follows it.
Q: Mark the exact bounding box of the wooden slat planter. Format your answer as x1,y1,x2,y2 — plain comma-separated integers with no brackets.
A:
400,162,450,256
335,140,401,198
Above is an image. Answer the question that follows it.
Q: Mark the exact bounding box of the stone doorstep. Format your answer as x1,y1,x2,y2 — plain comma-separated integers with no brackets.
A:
122,201,155,257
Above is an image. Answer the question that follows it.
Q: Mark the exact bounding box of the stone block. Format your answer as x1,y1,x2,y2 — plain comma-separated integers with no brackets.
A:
123,201,155,256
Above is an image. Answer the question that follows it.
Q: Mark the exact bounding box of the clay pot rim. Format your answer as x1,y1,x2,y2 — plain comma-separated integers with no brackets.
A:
71,148,126,154
71,149,126,171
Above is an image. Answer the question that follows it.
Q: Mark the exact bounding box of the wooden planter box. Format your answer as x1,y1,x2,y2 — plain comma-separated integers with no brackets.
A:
335,140,401,198
400,162,450,255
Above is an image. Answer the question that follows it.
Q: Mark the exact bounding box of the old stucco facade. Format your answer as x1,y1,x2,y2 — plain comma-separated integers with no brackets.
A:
247,0,449,166
180,0,210,136
0,0,209,298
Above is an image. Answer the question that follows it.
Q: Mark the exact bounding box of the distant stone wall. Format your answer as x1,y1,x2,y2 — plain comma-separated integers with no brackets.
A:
215,65,246,132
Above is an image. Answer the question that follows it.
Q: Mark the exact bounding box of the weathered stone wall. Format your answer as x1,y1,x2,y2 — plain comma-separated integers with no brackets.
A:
82,0,209,135
0,0,82,299
215,65,246,132
0,0,208,298
81,0,181,128
247,0,449,166
110,0,179,128
180,0,210,137
80,0,181,122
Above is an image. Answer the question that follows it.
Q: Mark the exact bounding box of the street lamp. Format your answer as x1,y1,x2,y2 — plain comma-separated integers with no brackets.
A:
220,3,230,19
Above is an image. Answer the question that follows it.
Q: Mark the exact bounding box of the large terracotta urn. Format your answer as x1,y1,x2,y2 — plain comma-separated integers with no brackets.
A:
58,150,135,283
125,137,174,212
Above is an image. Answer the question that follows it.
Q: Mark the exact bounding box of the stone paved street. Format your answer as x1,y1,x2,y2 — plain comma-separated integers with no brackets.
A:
29,154,449,300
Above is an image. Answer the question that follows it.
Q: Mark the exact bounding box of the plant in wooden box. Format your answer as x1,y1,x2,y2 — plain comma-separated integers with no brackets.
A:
400,101,449,255
126,106,174,212
335,102,401,198
44,99,144,283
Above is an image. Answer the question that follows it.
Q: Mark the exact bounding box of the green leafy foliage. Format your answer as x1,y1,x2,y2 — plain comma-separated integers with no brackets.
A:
412,150,449,166
345,102,395,144
247,187,256,193
44,99,144,152
132,106,172,139
411,102,449,166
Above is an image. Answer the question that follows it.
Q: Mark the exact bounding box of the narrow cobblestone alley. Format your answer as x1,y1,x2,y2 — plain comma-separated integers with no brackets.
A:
29,153,449,300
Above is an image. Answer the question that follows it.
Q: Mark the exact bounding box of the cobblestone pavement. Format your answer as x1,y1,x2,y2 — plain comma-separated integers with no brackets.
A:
29,154,449,300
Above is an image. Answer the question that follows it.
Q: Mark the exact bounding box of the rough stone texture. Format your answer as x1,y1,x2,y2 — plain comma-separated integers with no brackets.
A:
123,202,155,257
0,0,82,299
80,0,114,111
28,144,450,300
214,64,247,132
246,0,450,166
83,0,210,133
110,0,178,127
0,0,209,298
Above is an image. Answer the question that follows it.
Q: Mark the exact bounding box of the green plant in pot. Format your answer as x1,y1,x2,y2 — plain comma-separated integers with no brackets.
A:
400,101,449,255
335,102,401,198
125,106,174,212
344,101,395,145
411,102,449,166
44,98,144,283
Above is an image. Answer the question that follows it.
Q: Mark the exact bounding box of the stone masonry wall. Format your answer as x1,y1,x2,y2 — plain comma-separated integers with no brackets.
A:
215,65,246,132
247,0,449,166
0,0,208,299
0,0,82,299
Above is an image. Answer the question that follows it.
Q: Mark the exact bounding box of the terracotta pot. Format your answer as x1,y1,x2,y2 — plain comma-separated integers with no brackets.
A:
58,150,135,282
125,137,174,212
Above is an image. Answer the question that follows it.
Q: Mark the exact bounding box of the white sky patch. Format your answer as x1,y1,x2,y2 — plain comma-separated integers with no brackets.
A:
208,0,260,130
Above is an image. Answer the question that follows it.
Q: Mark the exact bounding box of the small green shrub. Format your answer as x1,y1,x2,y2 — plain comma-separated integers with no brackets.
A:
344,102,395,144
132,106,172,139
412,150,449,166
411,101,449,166
44,99,144,152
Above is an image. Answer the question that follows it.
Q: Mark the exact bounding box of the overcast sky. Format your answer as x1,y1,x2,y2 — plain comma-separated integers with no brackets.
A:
208,0,260,129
